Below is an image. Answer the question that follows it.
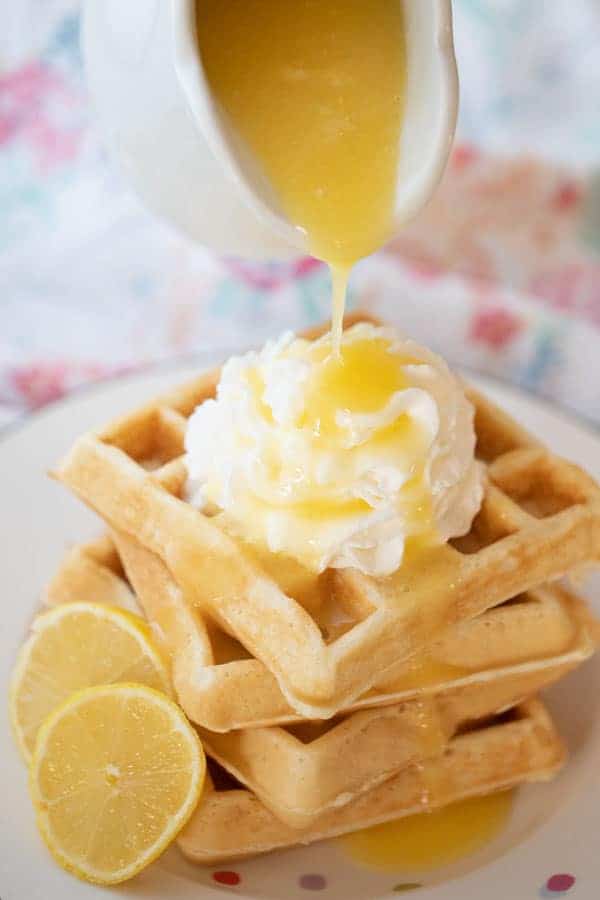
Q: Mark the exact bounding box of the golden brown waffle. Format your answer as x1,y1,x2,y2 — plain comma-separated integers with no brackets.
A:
178,699,565,864
48,534,599,734
55,315,600,718
43,537,585,829
44,534,135,611
198,662,577,828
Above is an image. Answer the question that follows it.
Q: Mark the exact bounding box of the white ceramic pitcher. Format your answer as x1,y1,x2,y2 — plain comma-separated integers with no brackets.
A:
82,0,458,260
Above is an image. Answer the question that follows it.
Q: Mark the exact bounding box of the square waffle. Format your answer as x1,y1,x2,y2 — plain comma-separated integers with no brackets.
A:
45,539,590,829
55,315,600,718
44,534,137,611
177,700,565,864
111,534,600,732
198,663,579,828
47,534,599,736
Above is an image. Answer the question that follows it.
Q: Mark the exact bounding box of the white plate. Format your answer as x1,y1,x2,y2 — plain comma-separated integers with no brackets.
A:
1,358,599,900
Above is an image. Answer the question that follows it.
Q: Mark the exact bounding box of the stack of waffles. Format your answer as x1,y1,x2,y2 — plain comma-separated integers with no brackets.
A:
50,317,600,864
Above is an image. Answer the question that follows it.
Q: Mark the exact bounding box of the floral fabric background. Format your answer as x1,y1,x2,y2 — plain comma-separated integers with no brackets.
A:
1,0,600,429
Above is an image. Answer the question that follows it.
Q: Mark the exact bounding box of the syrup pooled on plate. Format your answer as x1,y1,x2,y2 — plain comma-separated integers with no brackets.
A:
340,791,514,872
196,0,407,349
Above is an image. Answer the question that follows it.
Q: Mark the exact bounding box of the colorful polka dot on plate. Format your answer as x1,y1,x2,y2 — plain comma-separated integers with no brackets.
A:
541,873,575,896
299,873,327,890
212,870,241,886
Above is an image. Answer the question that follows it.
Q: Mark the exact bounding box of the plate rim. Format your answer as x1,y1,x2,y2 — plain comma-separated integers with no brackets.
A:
2,355,600,900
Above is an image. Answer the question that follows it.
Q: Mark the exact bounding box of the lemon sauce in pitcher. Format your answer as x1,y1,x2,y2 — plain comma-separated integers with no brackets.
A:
196,0,407,350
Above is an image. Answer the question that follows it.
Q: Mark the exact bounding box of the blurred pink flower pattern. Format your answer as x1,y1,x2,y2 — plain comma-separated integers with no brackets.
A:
0,61,83,170
1,8,600,428
469,307,524,351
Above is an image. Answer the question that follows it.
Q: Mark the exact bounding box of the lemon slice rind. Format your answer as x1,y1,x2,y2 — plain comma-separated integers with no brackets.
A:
10,601,172,762
30,682,205,885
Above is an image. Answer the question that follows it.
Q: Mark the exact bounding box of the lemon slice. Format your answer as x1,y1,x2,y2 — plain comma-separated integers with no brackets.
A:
10,602,171,761
30,683,205,884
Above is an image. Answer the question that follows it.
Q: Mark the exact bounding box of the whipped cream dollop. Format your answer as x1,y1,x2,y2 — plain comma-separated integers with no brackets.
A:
185,323,484,576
